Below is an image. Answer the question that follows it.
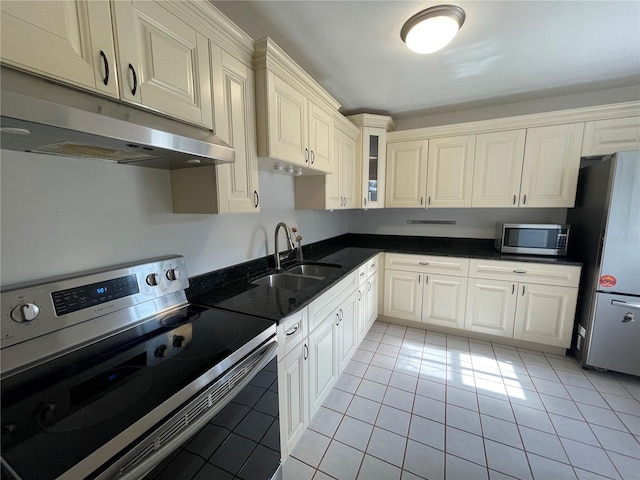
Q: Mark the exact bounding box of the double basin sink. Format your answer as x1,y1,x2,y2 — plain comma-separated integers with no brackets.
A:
252,263,341,291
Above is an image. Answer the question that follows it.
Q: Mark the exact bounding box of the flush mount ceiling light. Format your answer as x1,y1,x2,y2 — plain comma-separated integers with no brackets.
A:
401,4,466,54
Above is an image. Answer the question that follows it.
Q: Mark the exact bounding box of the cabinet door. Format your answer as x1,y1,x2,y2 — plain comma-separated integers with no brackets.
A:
365,272,379,332
472,130,526,208
582,117,640,156
427,135,475,207
326,133,343,209
422,274,468,330
1,0,118,97
361,127,387,209
308,101,333,172
266,73,307,166
308,315,337,416
341,132,358,209
211,45,259,213
513,283,577,348
385,140,428,208
383,270,423,322
465,278,517,338
112,0,213,127
520,123,584,208
278,341,308,457
338,292,359,372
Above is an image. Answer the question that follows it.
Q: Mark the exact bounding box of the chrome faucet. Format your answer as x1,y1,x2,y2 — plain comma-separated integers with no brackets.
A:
274,222,295,271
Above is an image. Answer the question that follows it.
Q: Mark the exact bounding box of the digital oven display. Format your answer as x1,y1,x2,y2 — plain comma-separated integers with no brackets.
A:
51,274,139,316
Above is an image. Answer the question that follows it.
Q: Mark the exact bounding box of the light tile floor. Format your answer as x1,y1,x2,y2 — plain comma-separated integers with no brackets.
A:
283,321,640,480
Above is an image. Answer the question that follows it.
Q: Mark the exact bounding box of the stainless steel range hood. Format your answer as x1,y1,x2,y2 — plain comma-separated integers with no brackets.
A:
0,68,234,169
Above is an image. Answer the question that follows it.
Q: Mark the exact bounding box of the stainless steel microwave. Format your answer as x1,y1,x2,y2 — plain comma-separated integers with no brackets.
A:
495,223,570,256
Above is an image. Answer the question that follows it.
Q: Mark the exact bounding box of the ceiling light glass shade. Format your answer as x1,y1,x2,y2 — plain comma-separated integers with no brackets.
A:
401,5,466,54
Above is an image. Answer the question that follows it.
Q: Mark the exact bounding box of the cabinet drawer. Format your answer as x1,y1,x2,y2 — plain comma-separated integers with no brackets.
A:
385,253,469,276
310,272,357,331
277,308,307,359
469,259,581,287
358,255,380,284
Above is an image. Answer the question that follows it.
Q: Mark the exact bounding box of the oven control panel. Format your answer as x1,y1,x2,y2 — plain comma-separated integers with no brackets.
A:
0,256,189,369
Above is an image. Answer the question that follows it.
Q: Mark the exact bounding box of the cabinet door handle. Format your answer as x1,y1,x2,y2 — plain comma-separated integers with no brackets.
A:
305,148,309,164
419,262,429,265
336,312,340,326
99,50,109,86
285,325,299,336
513,195,517,205
428,196,431,206
128,63,138,96
512,284,515,294
522,285,526,296
418,275,421,284
339,308,344,320
311,150,315,164
368,281,371,291
358,290,362,300
522,194,527,205
425,275,429,285
364,197,367,206
513,270,526,274
303,343,308,360
254,190,259,208
420,196,424,206
360,271,365,277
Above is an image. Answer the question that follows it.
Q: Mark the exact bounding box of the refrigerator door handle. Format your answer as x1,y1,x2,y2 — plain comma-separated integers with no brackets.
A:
611,300,640,310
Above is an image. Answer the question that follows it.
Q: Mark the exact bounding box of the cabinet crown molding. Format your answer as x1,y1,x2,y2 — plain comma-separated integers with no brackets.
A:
347,113,396,131
254,37,340,111
334,112,360,136
160,1,254,65
388,101,640,142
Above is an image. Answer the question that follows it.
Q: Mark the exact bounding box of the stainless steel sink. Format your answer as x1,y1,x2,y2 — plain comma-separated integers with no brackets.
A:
286,263,341,277
252,273,323,290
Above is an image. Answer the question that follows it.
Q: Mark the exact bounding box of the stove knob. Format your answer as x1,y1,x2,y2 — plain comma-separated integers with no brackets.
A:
154,344,168,358
10,303,40,323
166,268,180,281
146,273,160,286
173,335,186,348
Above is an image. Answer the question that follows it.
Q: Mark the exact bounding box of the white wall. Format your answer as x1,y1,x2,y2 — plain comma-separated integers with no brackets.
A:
393,84,640,130
347,208,567,239
0,151,348,286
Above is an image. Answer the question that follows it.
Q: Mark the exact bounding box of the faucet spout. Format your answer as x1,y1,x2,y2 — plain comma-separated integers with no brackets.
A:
274,222,294,271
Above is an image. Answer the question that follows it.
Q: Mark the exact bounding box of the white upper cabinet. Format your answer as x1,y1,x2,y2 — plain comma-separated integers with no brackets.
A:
255,38,339,175
348,114,396,209
111,0,213,128
210,44,259,213
520,123,584,208
582,116,640,156
427,135,476,208
293,113,358,210
386,140,428,208
472,130,526,208
0,0,119,97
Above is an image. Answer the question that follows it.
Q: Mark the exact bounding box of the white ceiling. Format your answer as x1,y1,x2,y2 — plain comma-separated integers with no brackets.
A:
212,0,640,118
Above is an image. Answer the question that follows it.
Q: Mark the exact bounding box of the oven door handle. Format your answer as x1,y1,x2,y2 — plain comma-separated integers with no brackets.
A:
101,337,278,480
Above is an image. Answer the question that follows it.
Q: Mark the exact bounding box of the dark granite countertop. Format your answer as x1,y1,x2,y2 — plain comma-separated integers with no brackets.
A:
189,234,581,322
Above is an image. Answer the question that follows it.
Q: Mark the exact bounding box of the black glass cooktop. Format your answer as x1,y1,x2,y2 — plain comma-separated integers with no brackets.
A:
0,305,275,480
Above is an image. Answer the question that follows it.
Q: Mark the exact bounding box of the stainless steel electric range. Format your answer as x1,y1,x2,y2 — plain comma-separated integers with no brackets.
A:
1,256,280,480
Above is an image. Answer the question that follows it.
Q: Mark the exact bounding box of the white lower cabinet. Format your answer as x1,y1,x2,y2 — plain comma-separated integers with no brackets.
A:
383,253,469,329
278,258,379,459
308,314,337,416
465,278,517,338
278,340,308,456
465,259,580,347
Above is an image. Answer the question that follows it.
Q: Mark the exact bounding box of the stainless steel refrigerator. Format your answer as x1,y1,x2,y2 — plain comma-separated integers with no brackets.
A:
567,150,639,376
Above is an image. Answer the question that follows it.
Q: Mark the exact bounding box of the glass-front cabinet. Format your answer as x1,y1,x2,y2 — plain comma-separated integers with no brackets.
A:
348,114,395,209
